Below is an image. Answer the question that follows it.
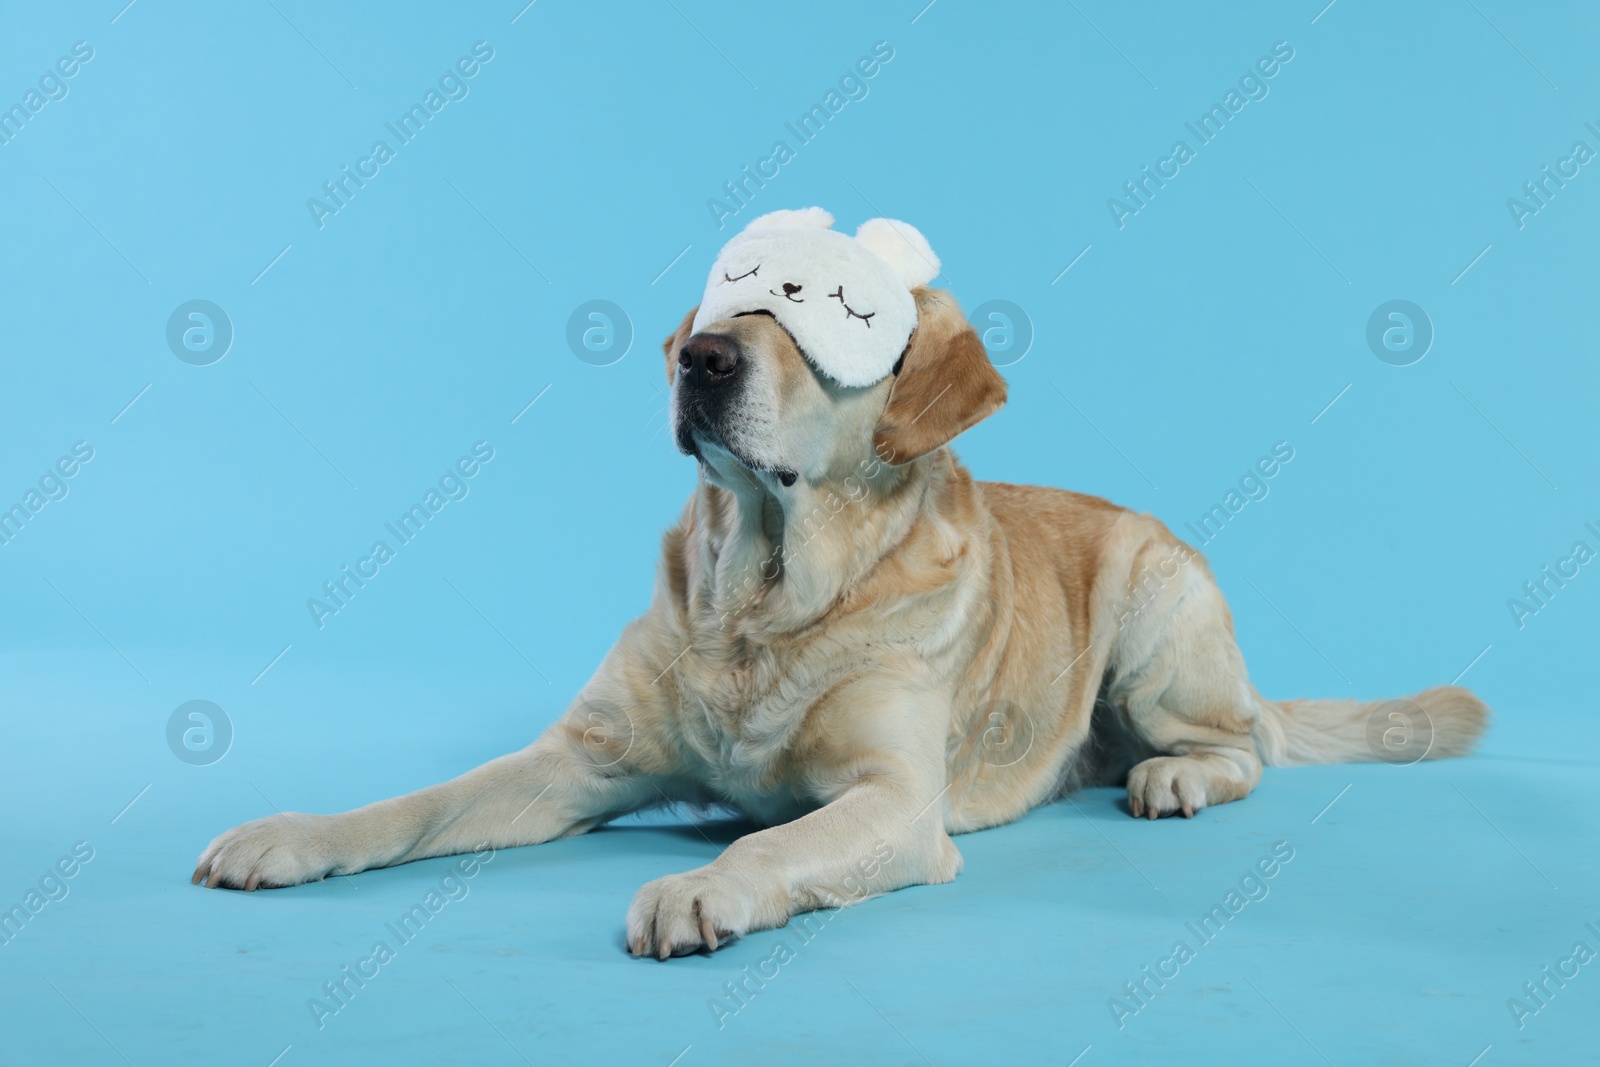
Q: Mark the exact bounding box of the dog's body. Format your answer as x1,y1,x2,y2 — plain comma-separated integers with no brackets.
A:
195,281,1488,958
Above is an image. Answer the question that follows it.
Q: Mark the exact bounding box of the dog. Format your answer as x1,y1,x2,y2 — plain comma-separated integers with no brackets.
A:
194,210,1488,959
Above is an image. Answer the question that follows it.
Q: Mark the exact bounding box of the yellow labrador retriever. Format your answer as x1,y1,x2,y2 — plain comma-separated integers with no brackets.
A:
194,286,1488,958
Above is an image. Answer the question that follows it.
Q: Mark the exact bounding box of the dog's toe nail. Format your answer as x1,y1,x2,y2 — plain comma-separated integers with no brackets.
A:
701,916,719,951
245,872,262,892
658,939,671,961
1181,803,1194,819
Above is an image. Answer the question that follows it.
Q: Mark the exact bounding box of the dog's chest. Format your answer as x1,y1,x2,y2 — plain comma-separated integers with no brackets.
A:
670,639,837,819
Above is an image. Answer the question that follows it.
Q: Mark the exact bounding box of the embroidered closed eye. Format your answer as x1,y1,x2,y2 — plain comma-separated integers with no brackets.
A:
721,265,759,284
827,286,874,327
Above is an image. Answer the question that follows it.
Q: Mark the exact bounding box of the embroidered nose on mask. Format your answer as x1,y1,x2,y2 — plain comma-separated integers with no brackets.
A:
772,282,804,302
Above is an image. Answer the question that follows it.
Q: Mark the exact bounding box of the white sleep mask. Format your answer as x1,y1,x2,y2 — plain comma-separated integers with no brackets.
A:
692,207,940,387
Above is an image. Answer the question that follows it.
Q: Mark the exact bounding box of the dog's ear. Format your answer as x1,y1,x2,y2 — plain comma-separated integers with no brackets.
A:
871,288,1006,464
662,305,699,384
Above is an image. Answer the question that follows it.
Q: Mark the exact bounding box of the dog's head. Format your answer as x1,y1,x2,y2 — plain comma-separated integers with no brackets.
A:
664,209,1006,492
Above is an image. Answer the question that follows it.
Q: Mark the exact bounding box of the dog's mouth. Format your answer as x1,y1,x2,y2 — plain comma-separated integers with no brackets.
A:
704,436,799,488
681,421,797,488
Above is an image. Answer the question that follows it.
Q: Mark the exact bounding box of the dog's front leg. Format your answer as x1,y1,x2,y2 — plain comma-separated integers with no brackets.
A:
193,720,658,890
627,682,961,958
626,772,961,959
194,637,677,890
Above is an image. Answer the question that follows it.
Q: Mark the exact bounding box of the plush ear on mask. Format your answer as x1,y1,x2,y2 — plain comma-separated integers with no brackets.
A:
662,305,699,384
871,288,1007,464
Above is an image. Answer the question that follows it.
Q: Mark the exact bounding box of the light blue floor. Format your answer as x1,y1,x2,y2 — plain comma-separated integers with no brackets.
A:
2,660,1595,1066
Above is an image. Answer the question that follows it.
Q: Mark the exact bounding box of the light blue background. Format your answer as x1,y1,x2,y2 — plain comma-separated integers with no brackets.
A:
1,1,1596,1064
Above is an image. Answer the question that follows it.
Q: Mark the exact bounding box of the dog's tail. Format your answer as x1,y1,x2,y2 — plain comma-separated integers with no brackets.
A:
1253,685,1489,767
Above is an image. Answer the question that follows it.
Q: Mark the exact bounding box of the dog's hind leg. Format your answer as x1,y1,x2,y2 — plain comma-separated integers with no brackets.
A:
1101,529,1264,820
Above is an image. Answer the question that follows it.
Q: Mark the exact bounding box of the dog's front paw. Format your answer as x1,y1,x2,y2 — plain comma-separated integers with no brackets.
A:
626,865,788,959
192,813,348,890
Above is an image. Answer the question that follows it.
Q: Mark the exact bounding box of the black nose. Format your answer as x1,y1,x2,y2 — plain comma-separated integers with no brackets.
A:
782,282,801,295
677,333,741,385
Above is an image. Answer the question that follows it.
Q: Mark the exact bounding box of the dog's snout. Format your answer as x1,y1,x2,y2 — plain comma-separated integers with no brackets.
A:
678,333,742,385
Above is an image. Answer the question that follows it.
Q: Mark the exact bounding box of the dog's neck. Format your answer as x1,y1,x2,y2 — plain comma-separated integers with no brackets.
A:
689,450,954,640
